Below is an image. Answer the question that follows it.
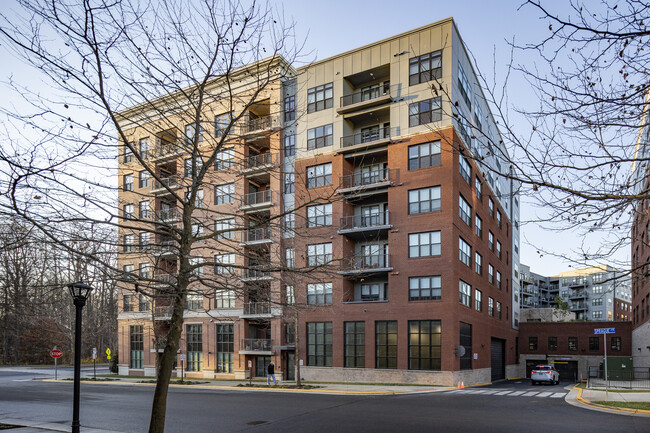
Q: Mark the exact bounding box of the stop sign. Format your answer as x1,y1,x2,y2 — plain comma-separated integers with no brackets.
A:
50,349,63,359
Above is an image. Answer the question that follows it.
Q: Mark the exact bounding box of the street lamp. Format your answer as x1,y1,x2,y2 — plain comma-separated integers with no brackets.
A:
67,281,93,433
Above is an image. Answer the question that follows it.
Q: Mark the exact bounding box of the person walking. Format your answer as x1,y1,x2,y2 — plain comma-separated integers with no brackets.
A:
267,361,277,385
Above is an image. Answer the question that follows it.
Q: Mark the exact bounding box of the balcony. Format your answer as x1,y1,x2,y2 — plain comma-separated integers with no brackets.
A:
151,241,176,258
155,274,177,287
154,305,173,320
570,302,588,311
240,115,278,139
337,83,396,115
339,126,398,154
151,175,182,194
240,302,272,318
239,338,274,355
240,190,273,213
337,168,397,197
152,138,182,162
569,290,588,300
338,212,391,239
240,266,273,282
154,208,181,223
240,227,272,247
239,153,279,181
338,253,392,277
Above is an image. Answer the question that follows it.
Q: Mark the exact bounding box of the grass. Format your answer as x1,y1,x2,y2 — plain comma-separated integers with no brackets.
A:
237,383,320,389
593,401,650,411
138,379,207,385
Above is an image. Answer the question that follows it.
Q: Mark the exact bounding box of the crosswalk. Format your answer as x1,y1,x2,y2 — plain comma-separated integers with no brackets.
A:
443,388,567,399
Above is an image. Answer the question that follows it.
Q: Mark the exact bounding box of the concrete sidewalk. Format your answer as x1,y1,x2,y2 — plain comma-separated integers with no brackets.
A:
567,385,650,417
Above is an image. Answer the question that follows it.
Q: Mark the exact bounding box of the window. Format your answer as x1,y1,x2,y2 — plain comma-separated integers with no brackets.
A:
409,51,442,85
138,263,150,279
184,157,203,178
283,172,295,194
123,203,134,219
307,83,333,113
488,231,494,250
186,324,202,372
475,252,482,274
529,337,538,351
138,138,150,159
344,322,365,368
488,264,494,284
459,237,471,267
283,212,295,238
284,95,296,122
215,218,235,240
459,280,471,307
215,112,232,138
123,143,134,163
307,124,333,150
409,97,442,127
457,62,472,108
307,203,332,227
216,324,234,373
130,325,143,369
283,134,296,157
475,215,483,238
409,276,441,301
592,310,603,319
139,170,150,189
496,301,502,319
123,294,133,312
409,186,441,214
459,195,472,226
189,257,204,277
307,322,332,366
214,183,234,205
359,283,382,301
589,336,599,351
307,243,332,266
307,282,332,305
124,234,135,252
408,231,441,257
548,337,558,351
496,241,502,259
215,253,235,275
285,248,295,268
139,294,150,312
496,210,502,228
474,289,482,311
376,321,398,369
285,285,295,305
459,322,472,370
138,232,150,250
408,320,441,371
592,298,603,306
139,201,149,219
215,148,235,170
488,297,494,316
496,271,502,289
194,189,204,208
123,174,133,191
459,157,471,184
306,163,332,188
475,177,482,200
187,292,203,310
488,198,494,217
409,142,441,172
215,290,235,309
568,337,578,351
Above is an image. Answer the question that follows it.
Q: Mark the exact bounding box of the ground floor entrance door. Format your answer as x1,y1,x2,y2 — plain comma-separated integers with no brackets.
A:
491,338,505,381
286,353,295,381
255,356,271,377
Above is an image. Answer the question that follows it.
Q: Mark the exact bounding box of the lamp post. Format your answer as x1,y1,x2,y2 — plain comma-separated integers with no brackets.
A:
67,281,93,433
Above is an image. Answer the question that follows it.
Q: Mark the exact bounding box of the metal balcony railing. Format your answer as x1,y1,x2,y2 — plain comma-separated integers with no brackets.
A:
242,190,272,206
340,83,395,107
154,208,181,222
242,115,275,134
154,305,173,318
569,290,588,299
155,274,177,286
242,266,272,280
153,175,181,191
243,302,271,315
340,126,397,148
243,227,272,243
338,168,394,190
339,212,390,231
154,138,179,158
241,152,278,170
339,253,391,272
240,338,273,352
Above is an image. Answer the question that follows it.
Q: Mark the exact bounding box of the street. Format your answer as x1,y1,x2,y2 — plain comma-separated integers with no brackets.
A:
1,369,648,432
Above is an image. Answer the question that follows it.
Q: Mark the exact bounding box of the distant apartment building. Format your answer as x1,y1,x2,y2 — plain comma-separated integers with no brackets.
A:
116,18,520,386
520,265,631,322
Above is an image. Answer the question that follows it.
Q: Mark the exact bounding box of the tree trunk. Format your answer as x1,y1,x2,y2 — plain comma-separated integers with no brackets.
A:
294,310,301,387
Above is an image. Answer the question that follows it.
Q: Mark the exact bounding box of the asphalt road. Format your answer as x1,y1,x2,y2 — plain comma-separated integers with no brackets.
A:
1,370,648,433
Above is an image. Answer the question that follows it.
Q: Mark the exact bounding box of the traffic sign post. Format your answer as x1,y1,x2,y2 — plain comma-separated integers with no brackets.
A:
92,348,97,380
50,347,63,380
179,353,185,384
594,328,615,401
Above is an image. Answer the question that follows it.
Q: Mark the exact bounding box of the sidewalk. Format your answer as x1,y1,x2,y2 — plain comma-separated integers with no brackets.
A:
567,385,650,417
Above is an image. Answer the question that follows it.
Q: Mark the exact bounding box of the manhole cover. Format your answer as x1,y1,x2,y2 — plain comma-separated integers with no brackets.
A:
247,420,268,426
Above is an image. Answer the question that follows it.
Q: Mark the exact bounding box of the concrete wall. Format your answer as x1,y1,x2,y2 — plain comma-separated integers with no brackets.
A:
632,321,650,369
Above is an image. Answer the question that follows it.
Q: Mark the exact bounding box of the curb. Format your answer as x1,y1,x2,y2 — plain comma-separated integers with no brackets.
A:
573,386,650,416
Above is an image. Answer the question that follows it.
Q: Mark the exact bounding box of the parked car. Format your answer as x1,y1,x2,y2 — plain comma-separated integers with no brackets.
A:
531,364,560,385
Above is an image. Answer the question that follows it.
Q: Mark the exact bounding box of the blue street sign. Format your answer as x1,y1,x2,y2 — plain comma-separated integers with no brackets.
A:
594,328,615,334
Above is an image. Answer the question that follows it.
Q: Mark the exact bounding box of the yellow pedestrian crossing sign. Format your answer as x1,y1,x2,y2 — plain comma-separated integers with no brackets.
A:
106,348,111,360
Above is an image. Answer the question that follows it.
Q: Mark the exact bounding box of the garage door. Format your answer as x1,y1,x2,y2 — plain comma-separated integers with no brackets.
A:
552,361,578,382
491,338,505,381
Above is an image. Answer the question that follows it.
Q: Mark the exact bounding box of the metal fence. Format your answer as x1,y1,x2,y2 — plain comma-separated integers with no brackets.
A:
588,367,650,389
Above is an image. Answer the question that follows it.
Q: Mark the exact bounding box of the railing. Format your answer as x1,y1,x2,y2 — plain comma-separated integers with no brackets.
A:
341,126,397,148
152,240,175,255
243,302,271,315
588,367,650,389
154,208,181,222
153,175,181,191
338,168,395,190
570,302,588,310
156,274,177,285
243,227,271,243
242,190,272,206
154,138,179,158
154,305,173,318
339,212,390,231
340,253,391,272
242,266,272,280
340,83,395,107
240,338,273,352
242,115,274,134
569,290,588,299
241,152,278,170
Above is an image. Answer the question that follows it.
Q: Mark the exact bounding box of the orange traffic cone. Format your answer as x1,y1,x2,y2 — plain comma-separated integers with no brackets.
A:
460,381,465,389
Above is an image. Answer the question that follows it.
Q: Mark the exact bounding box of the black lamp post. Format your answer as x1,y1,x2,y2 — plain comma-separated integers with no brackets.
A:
67,281,93,433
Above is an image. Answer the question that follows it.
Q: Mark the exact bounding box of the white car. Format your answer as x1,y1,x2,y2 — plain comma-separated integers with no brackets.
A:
531,364,560,385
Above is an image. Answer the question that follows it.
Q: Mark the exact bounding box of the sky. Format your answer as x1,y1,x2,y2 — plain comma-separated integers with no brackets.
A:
0,0,629,276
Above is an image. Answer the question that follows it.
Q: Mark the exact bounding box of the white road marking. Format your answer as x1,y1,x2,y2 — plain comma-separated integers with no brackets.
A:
507,391,526,396
494,391,514,395
523,392,539,397
550,392,567,398
535,392,552,397
480,390,498,395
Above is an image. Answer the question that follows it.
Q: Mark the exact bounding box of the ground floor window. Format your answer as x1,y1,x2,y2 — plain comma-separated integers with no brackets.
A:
216,324,233,373
408,320,441,371
186,324,203,371
459,322,472,370
344,321,365,368
376,321,398,369
307,322,332,366
130,325,143,369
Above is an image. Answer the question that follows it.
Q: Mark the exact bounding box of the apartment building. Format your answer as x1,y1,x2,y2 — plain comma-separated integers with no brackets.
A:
116,18,520,386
